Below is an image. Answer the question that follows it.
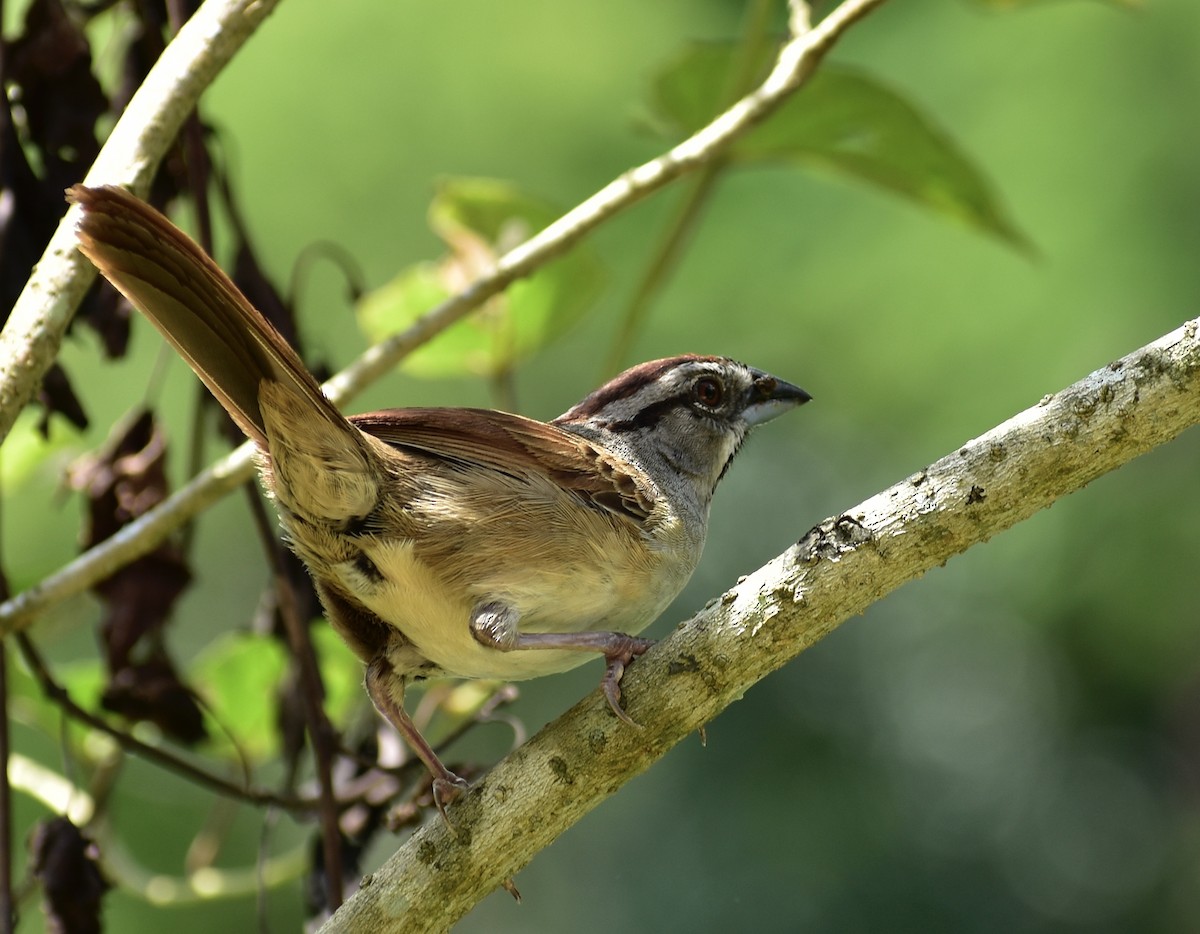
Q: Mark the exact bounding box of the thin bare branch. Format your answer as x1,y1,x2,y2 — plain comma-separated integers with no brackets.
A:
325,0,887,404
13,633,346,814
790,0,813,36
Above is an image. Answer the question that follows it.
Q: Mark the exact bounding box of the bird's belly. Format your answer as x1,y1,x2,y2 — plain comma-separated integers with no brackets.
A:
338,537,687,681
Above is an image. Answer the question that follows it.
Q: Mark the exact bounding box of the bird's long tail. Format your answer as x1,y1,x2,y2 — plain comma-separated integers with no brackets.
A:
69,184,344,449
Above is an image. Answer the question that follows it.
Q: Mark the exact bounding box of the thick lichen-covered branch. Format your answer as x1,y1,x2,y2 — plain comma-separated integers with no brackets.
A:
321,317,1200,932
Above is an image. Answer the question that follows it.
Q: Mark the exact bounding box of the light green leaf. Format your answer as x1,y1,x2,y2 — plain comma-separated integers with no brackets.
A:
310,624,370,725
357,177,604,378
192,632,288,760
650,44,1032,251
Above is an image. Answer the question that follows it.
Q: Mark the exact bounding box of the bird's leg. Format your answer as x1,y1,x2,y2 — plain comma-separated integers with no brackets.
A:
470,602,655,726
365,657,469,822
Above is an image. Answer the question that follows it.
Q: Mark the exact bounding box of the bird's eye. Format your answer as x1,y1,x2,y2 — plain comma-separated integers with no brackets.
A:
693,376,724,409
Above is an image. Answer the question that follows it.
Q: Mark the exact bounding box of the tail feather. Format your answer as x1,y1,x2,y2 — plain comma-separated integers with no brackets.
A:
68,184,340,448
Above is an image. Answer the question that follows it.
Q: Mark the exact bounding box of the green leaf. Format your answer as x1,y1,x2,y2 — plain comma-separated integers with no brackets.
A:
192,632,288,760
310,624,370,725
649,44,1032,251
357,177,604,378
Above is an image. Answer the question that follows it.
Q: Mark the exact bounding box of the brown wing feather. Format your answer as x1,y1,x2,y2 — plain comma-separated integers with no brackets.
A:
350,408,657,524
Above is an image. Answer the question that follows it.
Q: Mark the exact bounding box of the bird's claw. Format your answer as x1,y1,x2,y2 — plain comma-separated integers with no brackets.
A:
600,636,655,726
431,772,471,831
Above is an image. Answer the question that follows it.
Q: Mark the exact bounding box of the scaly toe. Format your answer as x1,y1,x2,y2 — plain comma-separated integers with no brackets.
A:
432,773,471,830
600,636,656,726
602,658,640,726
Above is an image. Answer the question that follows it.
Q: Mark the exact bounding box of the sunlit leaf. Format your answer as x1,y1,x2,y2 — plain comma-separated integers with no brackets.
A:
650,44,1032,251
311,624,369,725
357,177,604,378
192,633,287,760
0,410,76,489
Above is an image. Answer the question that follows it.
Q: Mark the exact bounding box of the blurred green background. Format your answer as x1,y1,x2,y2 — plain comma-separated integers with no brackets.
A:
6,0,1200,930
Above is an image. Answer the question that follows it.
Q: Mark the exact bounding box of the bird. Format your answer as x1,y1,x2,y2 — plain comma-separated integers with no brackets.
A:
68,183,810,812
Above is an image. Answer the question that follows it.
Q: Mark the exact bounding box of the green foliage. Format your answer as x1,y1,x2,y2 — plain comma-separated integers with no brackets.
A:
310,625,375,725
357,177,604,378
649,44,1031,251
192,633,288,760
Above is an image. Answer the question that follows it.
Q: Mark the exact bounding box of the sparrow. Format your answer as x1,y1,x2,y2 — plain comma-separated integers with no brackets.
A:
68,184,810,810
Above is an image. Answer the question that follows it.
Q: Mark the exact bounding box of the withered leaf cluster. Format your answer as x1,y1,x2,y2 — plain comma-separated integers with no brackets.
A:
67,408,202,743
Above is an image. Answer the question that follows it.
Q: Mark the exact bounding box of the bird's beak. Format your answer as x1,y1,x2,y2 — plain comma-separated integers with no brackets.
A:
743,372,812,426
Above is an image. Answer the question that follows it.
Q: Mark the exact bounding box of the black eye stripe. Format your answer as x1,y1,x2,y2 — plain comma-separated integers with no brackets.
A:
603,393,692,432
